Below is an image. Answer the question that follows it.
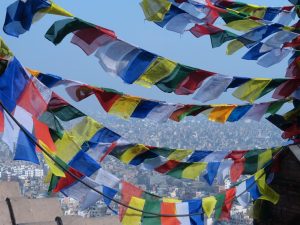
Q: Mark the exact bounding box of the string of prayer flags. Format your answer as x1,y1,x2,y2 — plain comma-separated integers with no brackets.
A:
27,70,291,124
42,17,300,102
119,170,279,225
6,0,295,99
4,0,73,37
3,0,298,70
62,79,291,123
106,139,283,183
156,0,298,67
216,2,296,30
37,93,284,185
139,0,298,66
173,0,295,24
42,146,279,224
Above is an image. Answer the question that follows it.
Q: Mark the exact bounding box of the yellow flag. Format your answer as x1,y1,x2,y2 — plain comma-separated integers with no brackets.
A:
0,37,13,58
135,57,177,88
257,149,272,170
236,5,267,19
226,19,263,32
167,149,193,161
255,170,280,205
55,117,102,163
227,40,245,55
109,96,141,119
68,117,103,146
40,141,65,178
122,197,145,225
182,162,207,180
120,145,149,164
209,105,236,123
44,1,74,17
55,133,81,163
202,196,217,218
44,171,53,184
233,78,272,103
140,0,171,22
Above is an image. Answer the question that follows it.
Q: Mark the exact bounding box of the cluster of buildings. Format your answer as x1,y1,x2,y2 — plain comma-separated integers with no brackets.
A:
96,114,285,150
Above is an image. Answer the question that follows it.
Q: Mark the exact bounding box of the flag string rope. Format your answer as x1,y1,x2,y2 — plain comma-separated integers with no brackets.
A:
0,101,283,217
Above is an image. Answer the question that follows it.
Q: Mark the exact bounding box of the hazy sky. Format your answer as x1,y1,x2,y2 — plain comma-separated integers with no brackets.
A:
0,0,293,108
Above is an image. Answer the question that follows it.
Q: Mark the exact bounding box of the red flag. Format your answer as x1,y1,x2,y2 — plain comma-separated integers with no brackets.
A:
17,80,48,117
220,188,236,221
175,70,215,95
230,158,245,182
53,168,84,193
226,150,247,182
119,181,144,221
94,88,122,112
161,202,181,225
71,26,116,55
286,56,300,78
190,24,221,38
272,79,300,99
33,117,56,152
155,160,181,174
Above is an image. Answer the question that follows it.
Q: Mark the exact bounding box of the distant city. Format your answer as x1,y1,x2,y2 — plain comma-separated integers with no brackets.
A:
0,113,285,225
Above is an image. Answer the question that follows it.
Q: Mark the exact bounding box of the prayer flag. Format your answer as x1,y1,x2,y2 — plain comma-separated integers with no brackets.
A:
220,188,236,221
140,0,172,22
193,75,233,102
4,0,51,37
236,180,251,207
161,202,181,225
176,202,191,225
3,106,39,164
208,105,236,123
233,79,272,103
202,196,217,218
71,26,116,55
135,57,177,88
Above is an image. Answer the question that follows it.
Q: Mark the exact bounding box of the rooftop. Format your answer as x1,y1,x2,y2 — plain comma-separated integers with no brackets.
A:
0,182,120,225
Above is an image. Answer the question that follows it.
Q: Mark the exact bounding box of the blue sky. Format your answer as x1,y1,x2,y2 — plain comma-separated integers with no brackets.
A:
0,0,293,107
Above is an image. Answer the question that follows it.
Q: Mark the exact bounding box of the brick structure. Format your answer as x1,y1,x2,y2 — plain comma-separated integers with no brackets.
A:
254,150,300,225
